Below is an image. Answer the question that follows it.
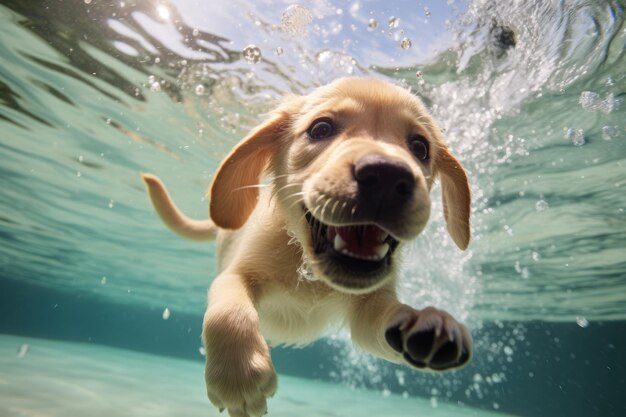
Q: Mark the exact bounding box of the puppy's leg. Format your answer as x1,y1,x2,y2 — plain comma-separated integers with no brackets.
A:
203,272,276,417
349,290,472,371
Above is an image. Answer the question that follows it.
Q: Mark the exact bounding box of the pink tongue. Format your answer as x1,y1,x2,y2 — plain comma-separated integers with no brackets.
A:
327,225,385,257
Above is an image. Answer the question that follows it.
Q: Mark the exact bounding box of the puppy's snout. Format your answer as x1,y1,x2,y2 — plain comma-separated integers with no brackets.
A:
354,154,415,209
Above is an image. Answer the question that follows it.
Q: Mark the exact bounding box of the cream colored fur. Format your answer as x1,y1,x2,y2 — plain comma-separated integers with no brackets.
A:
142,77,473,417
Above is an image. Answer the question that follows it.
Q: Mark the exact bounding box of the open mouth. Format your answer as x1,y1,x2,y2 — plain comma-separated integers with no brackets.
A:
304,209,400,279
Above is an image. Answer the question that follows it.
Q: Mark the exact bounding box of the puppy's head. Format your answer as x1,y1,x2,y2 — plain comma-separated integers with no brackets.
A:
210,77,470,293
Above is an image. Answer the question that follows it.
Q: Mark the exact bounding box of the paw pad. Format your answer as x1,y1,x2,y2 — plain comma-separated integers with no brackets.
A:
385,307,472,371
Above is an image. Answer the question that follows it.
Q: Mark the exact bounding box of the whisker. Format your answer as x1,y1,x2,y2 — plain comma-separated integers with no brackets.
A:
231,183,268,192
306,204,324,247
316,209,324,245
271,174,293,180
320,197,333,220
274,182,303,194
330,199,340,217
270,182,303,205
312,204,322,220
297,208,310,224
338,200,350,222
285,193,307,211
280,190,306,201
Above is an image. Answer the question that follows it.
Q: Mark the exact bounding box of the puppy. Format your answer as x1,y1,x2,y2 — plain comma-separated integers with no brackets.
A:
143,77,472,417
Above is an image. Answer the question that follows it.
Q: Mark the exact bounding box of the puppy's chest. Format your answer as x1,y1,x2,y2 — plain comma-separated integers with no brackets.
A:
256,282,348,345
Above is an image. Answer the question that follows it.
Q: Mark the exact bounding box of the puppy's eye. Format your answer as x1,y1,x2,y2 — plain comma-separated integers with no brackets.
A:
307,118,335,140
408,135,429,161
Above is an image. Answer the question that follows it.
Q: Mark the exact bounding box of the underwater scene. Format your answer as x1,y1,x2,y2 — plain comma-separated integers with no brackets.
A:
0,0,625,416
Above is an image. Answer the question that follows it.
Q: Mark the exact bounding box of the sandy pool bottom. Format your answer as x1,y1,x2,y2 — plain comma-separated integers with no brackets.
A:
0,334,517,417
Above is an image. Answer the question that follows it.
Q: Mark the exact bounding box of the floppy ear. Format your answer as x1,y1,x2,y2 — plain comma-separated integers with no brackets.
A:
437,146,471,250
209,108,292,229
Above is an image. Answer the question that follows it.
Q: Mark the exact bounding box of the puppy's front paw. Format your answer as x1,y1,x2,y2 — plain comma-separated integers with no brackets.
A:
204,314,277,417
385,306,472,371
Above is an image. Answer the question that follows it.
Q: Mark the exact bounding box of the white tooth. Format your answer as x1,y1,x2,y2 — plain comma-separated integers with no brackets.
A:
334,234,347,251
374,243,390,259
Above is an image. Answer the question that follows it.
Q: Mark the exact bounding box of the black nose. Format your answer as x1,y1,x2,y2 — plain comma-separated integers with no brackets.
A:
354,154,415,210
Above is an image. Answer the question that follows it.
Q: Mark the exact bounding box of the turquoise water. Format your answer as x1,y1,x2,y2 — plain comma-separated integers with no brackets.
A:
0,0,624,416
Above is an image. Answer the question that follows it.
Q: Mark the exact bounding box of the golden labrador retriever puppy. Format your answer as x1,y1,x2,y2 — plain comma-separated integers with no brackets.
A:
143,77,472,417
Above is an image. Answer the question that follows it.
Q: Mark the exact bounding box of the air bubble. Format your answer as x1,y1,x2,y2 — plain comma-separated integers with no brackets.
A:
601,125,619,140
192,28,199,37
565,127,585,146
415,70,422,78
579,91,617,114
503,346,513,356
195,84,205,95
108,199,114,209
576,316,589,328
424,7,431,17
199,346,206,356
315,50,357,75
579,91,601,111
532,251,541,262
395,370,405,385
367,18,378,30
17,344,29,358
430,397,438,408
150,82,161,92
281,5,313,34
400,38,412,49
162,307,171,320
275,47,284,56
101,276,107,285
242,45,262,63
84,0,92,4
535,199,549,212
388,16,399,28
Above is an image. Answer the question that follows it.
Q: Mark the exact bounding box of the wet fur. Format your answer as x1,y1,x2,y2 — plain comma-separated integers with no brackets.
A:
143,77,473,417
